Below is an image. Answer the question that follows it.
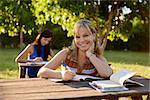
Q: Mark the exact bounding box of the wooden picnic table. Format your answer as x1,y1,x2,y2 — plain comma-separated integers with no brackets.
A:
18,62,45,78
0,76,149,100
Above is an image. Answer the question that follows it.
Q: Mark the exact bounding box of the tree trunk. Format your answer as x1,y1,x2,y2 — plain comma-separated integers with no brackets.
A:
19,29,24,49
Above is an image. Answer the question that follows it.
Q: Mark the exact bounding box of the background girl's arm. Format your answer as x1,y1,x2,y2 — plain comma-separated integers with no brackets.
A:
15,44,34,63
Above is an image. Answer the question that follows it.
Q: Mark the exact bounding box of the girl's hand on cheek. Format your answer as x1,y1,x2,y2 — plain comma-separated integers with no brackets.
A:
86,43,94,58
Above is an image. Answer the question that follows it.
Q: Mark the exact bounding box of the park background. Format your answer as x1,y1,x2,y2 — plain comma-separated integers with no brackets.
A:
0,0,149,79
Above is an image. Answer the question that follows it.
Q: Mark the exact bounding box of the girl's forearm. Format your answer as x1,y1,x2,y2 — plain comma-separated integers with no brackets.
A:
88,54,112,78
15,58,32,63
37,67,62,78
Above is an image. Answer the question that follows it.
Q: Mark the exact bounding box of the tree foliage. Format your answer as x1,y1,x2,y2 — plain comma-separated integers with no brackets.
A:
31,0,149,42
0,0,149,43
0,0,36,36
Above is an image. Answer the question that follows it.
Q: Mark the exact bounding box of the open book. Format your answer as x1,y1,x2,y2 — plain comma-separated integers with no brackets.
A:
72,74,102,81
50,74,102,82
89,69,144,92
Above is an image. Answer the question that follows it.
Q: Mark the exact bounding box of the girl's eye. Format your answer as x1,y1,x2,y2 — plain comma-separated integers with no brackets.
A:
83,34,89,37
75,36,80,38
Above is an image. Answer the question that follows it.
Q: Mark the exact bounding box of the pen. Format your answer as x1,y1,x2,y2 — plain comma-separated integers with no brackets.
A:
62,62,71,71
61,62,76,75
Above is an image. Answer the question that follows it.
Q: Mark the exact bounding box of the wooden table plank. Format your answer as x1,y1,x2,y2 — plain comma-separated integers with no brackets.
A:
0,90,109,100
0,78,109,100
0,83,91,94
0,78,149,100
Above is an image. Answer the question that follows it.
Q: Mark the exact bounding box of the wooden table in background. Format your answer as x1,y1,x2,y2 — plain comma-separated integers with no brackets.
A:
18,63,44,78
0,76,149,100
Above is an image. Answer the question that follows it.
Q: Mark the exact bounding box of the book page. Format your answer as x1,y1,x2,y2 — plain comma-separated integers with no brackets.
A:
49,75,102,82
27,61,48,65
91,80,123,88
72,75,102,81
110,69,136,85
49,78,63,82
89,82,128,92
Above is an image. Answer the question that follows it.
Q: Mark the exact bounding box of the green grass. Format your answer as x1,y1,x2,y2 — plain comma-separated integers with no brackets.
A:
0,48,149,79
0,48,20,79
104,50,150,78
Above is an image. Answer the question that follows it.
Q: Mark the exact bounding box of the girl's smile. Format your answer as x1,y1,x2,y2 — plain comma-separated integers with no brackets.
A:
74,27,94,51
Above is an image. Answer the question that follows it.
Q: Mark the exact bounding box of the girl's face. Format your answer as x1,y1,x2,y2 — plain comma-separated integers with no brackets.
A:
74,27,95,51
40,37,52,46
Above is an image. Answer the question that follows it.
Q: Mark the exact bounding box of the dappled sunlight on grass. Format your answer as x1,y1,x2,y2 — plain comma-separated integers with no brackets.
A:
0,69,18,79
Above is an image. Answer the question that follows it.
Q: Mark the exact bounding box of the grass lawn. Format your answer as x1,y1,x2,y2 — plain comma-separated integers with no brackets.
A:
105,50,150,78
0,48,20,79
0,48,149,79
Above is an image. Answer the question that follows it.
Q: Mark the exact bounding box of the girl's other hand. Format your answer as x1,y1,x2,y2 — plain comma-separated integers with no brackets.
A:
97,36,107,55
61,70,76,81
33,57,43,62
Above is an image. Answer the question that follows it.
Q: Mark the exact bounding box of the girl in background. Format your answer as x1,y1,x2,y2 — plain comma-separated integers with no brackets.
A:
15,30,54,78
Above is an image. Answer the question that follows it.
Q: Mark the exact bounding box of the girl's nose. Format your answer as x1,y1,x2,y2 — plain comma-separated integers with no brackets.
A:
79,37,85,42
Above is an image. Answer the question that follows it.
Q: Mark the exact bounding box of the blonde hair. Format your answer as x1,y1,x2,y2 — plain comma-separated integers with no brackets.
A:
66,19,100,62
74,19,96,36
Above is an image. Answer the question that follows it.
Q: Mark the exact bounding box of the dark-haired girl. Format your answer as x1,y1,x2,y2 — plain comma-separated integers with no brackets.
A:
15,30,54,78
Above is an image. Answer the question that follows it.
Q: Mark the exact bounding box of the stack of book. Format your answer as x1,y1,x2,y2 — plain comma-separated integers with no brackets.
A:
89,69,144,92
